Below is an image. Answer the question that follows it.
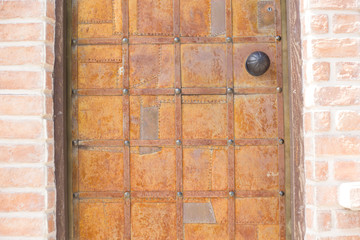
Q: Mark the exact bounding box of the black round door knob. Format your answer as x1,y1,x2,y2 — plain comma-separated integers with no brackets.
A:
245,51,271,76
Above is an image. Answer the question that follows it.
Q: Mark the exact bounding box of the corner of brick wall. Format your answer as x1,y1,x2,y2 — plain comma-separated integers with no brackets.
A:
0,0,56,239
301,0,360,238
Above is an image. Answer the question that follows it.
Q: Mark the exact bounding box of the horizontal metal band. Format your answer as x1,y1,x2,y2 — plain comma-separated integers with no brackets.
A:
75,190,280,199
76,36,276,45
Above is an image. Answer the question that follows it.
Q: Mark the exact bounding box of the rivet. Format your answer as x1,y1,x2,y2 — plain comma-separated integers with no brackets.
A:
122,38,129,44
73,193,79,198
72,140,79,146
72,89,77,95
276,35,282,41
175,88,181,95
124,192,130,198
229,191,235,197
279,191,285,196
174,37,180,43
267,7,272,12
124,140,130,146
71,39,77,45
227,88,233,94
276,87,282,93
123,88,129,95
226,37,232,43
278,138,284,145
176,140,182,146
177,192,183,197
228,139,234,145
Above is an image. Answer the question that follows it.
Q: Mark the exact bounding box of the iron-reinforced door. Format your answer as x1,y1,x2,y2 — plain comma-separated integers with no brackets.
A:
70,0,285,239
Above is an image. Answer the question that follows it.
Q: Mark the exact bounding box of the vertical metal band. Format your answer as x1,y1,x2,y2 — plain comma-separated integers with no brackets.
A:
71,0,79,238
275,0,286,238
225,0,235,238
121,0,131,239
174,0,183,238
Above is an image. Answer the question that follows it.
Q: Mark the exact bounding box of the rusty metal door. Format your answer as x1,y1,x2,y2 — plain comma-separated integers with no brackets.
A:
70,0,285,239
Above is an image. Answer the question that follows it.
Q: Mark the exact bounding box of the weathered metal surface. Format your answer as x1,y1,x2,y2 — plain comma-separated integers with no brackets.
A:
72,0,285,238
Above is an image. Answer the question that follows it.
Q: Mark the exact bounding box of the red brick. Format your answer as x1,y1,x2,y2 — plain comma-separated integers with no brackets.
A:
47,213,55,233
0,46,43,65
314,87,360,106
309,0,358,9
333,14,360,34
306,160,314,180
46,23,55,42
46,0,55,20
0,96,43,115
47,190,55,209
306,185,315,205
306,208,314,229
334,161,360,181
0,71,42,90
0,23,43,41
316,185,338,207
0,217,44,237
45,71,53,91
316,210,332,231
47,143,54,162
0,168,44,187
336,210,360,229
47,166,55,187
312,39,360,58
314,112,331,132
0,145,44,163
46,45,54,65
0,119,42,139
304,112,312,132
0,1,44,19
336,111,360,131
336,62,360,81
305,137,314,156
310,15,329,34
316,136,360,156
0,193,44,212
315,161,328,181
313,62,330,81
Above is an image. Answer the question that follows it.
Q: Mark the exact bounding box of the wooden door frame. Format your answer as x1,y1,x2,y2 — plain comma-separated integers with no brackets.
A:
53,0,304,238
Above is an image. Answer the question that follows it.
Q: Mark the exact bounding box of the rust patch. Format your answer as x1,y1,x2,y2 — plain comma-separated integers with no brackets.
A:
139,106,160,154
211,0,226,36
183,202,216,223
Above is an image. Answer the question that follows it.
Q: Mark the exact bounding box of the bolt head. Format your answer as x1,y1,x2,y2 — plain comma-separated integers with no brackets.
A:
229,191,235,197
228,139,234,145
276,35,282,41
124,140,130,146
72,140,79,146
279,191,285,196
176,140,182,145
227,88,233,94
278,138,284,145
71,39,77,45
267,7,272,11
72,89,77,95
174,37,180,43
122,38,129,44
123,88,129,95
276,87,282,93
226,37,232,43
175,88,181,94
177,192,183,197
124,192,130,198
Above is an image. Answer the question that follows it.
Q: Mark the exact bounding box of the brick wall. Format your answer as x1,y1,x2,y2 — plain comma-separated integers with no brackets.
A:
0,0,359,238
0,0,56,239
301,0,360,238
